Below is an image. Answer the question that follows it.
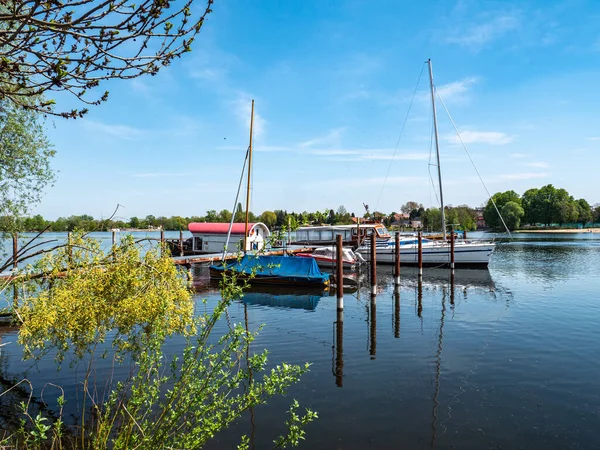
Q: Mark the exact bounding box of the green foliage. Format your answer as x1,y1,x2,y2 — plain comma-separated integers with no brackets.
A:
15,234,194,362
0,99,55,231
483,190,521,230
4,235,317,449
501,201,525,230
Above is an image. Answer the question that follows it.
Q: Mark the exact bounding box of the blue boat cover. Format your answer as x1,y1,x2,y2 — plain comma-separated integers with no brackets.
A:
211,255,329,285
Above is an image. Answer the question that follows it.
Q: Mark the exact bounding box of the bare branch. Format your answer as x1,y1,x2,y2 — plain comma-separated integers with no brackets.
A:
0,0,214,118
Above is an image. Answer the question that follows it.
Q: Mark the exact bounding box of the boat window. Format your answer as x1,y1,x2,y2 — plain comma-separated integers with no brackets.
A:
376,226,389,236
194,237,202,251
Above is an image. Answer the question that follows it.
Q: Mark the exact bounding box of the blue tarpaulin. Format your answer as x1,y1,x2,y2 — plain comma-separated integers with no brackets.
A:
210,255,330,286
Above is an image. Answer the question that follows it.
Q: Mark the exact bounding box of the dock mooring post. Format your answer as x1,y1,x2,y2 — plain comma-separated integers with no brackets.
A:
418,231,423,278
370,232,377,295
12,232,18,269
394,232,400,286
179,230,184,256
417,278,423,318
336,234,344,310
450,228,455,273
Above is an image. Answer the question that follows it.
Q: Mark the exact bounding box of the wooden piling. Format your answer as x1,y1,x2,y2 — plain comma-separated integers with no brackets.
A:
336,234,344,310
335,309,344,387
450,228,455,272
464,229,468,240
12,233,18,269
418,231,423,277
394,232,400,286
370,233,377,295
179,230,184,256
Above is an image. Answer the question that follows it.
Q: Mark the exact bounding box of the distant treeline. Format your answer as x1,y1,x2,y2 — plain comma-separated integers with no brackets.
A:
6,184,599,233
483,184,600,230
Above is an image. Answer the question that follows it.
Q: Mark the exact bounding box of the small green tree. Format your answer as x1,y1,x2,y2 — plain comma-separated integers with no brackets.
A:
0,99,55,231
501,201,525,231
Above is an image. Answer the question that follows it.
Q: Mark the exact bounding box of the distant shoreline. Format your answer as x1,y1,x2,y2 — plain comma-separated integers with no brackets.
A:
516,228,600,234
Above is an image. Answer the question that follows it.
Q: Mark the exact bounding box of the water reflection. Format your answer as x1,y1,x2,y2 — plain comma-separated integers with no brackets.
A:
333,310,343,388
241,286,329,311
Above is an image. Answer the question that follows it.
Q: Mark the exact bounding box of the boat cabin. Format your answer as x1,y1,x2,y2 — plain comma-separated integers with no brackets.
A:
292,224,391,248
188,222,270,253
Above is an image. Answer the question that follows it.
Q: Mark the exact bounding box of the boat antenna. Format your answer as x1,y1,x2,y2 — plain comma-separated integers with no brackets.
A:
243,99,255,253
435,92,513,238
427,59,447,240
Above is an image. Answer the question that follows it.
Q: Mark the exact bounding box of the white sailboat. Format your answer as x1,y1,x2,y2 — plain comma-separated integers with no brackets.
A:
357,59,495,268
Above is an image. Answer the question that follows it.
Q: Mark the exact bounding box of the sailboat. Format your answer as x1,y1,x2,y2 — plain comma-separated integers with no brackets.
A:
209,100,330,286
357,60,495,267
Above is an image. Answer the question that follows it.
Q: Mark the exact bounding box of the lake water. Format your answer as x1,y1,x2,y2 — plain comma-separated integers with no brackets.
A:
1,232,600,449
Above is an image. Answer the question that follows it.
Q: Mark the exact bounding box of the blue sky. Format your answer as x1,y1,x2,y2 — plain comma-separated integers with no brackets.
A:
35,0,600,220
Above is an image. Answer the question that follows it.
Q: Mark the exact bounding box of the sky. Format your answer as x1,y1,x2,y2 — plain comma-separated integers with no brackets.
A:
34,0,600,221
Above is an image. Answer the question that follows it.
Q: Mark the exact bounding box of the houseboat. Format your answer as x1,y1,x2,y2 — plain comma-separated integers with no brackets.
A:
291,223,391,249
168,222,271,256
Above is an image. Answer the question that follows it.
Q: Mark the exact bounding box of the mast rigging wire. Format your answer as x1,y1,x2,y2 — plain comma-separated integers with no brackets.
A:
374,63,426,212
435,90,512,238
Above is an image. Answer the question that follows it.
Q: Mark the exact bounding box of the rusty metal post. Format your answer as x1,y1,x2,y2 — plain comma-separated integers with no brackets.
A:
418,231,423,278
335,309,344,387
450,228,455,273
179,229,184,256
394,232,400,286
12,232,18,269
370,232,377,295
336,234,344,310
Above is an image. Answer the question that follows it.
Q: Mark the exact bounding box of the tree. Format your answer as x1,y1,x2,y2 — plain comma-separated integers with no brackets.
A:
521,188,541,225
0,0,214,118
401,201,423,214
0,99,55,230
593,205,600,223
501,201,525,231
218,209,232,223
259,210,277,228
483,191,521,230
575,199,592,226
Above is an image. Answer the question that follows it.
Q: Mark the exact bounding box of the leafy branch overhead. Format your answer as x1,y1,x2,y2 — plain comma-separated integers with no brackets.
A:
0,0,214,118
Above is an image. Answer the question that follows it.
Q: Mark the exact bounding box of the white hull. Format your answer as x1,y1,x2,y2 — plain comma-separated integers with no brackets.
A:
357,240,495,267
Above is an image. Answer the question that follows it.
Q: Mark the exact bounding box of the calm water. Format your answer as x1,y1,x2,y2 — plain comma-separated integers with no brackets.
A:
1,232,600,449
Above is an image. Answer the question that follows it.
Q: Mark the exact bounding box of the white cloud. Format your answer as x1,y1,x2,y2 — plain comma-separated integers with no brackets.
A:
132,172,192,178
308,148,430,161
588,137,600,141
299,127,346,148
232,93,266,139
446,130,514,146
83,121,146,141
446,15,520,50
498,172,550,181
524,162,550,169
436,77,478,101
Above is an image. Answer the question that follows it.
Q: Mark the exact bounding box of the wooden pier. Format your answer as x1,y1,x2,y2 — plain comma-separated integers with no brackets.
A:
171,246,314,266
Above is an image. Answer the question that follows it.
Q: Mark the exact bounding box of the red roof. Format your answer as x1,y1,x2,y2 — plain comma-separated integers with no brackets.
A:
188,222,257,234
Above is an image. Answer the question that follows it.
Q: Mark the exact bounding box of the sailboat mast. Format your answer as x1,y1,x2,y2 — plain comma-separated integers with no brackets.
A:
243,99,254,252
427,59,446,239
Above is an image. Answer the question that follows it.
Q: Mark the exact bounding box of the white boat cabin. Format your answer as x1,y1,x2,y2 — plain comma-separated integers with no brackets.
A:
293,223,391,248
188,222,270,253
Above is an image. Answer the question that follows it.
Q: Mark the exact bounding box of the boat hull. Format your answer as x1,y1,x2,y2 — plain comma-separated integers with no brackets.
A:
357,241,495,267
295,253,357,270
